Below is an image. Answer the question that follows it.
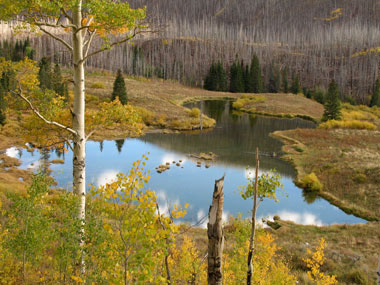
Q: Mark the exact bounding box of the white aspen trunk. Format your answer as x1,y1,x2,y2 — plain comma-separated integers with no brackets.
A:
72,1,86,274
247,148,259,285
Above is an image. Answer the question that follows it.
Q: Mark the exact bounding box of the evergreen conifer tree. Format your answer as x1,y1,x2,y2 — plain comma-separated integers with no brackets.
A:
243,64,250,92
12,40,22,61
23,38,34,59
0,70,16,92
52,63,65,97
322,80,342,122
63,82,69,104
111,69,128,105
370,79,380,107
38,57,52,90
1,40,11,60
216,61,228,91
204,62,217,91
0,84,6,125
282,68,289,93
229,57,244,93
290,73,301,94
303,87,312,99
268,63,280,93
248,54,263,93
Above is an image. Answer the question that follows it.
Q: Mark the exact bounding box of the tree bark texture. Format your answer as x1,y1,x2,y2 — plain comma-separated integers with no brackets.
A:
72,1,86,221
72,1,86,274
247,148,259,285
207,175,225,285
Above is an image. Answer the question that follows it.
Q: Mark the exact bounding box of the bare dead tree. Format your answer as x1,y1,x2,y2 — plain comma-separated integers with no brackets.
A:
207,175,225,285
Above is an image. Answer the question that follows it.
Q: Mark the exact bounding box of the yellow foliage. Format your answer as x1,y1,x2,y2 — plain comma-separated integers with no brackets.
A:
341,109,377,121
89,156,189,283
318,119,377,131
169,235,207,283
89,82,106,89
303,238,338,284
299,173,323,192
314,8,343,22
352,46,380,58
0,201,19,284
223,228,296,284
187,107,201,118
233,95,266,110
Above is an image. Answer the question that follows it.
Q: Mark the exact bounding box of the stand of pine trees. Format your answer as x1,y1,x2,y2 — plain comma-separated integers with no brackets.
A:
370,79,380,107
204,55,295,95
204,55,267,94
290,74,302,94
38,57,69,99
229,58,244,93
0,39,36,125
0,39,34,61
111,69,128,105
204,61,228,92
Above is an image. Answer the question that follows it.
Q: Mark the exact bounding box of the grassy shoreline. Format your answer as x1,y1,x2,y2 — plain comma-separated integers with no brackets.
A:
272,129,380,222
1,76,380,283
231,93,324,123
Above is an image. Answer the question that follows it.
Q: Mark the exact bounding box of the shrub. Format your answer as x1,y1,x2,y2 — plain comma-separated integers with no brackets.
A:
232,100,244,109
342,110,377,121
90,82,106,89
189,107,201,118
134,106,155,125
85,93,100,104
341,270,369,285
312,87,326,104
299,173,323,192
353,173,367,184
318,120,377,131
232,95,266,109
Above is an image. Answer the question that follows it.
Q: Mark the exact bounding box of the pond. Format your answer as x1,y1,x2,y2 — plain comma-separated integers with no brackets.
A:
7,100,364,226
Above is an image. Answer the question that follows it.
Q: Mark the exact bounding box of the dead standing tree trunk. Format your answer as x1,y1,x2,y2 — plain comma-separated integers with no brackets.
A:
207,175,225,285
247,148,259,285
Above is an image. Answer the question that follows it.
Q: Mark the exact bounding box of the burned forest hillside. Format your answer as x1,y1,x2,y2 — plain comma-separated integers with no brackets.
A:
2,0,380,102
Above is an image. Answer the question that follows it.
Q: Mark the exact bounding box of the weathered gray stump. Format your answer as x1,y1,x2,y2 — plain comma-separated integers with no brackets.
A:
207,175,225,285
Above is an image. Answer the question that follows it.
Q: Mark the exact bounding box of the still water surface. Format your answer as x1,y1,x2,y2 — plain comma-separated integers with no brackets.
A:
8,100,364,226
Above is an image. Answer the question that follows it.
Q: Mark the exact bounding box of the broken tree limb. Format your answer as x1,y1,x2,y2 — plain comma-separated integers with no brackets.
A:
207,175,225,285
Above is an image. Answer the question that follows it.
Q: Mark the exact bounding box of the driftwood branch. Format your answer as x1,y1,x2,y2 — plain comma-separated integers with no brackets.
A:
207,175,225,285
